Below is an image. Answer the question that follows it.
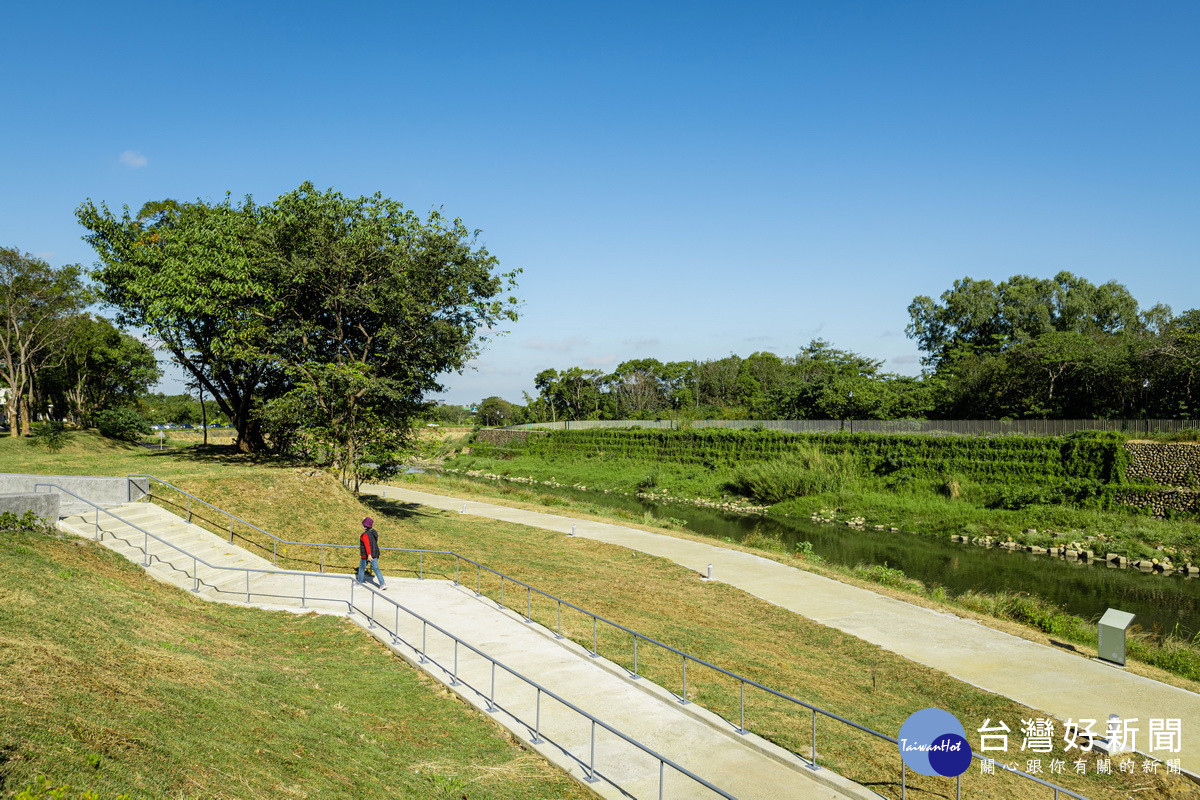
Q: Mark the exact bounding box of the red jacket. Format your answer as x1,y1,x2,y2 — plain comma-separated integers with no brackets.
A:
359,527,379,559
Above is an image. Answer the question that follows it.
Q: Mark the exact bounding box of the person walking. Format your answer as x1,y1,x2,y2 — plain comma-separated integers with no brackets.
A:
356,517,387,590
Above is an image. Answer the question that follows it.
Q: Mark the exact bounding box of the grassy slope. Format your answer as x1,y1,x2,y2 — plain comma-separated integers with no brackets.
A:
0,526,588,800
4,433,1199,799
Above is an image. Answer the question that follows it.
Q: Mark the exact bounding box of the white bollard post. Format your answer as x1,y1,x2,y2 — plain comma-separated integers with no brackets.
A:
570,524,576,536
707,564,713,580
461,503,467,514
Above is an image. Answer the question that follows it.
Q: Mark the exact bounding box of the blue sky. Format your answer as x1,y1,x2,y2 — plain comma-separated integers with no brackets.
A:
3,2,1197,407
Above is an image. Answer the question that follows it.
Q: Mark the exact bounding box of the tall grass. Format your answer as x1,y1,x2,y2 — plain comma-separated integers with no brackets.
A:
726,446,860,503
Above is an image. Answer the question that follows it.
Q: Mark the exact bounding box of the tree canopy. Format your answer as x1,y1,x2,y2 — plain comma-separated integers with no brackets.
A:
78,182,519,484
0,247,92,435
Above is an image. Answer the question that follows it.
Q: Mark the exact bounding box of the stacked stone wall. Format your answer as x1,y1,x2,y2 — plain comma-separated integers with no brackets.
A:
1120,443,1200,517
1124,442,1200,488
1112,488,1200,517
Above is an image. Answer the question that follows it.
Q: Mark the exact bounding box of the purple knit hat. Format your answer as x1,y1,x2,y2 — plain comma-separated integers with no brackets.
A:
363,517,374,528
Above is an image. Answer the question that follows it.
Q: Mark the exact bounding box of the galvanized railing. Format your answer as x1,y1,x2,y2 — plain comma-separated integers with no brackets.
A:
128,474,1090,800
44,482,737,799
345,580,737,798
502,418,1200,436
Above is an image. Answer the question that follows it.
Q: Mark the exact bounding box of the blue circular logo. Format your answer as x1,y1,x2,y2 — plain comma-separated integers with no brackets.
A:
898,709,973,777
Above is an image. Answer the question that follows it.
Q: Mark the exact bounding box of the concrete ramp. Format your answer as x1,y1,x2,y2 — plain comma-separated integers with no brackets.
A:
58,502,873,800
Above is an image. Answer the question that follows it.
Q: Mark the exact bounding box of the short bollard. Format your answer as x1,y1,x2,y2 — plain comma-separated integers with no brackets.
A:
461,503,467,514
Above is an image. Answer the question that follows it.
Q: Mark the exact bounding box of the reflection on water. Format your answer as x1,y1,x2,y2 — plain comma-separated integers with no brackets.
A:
461,477,1200,640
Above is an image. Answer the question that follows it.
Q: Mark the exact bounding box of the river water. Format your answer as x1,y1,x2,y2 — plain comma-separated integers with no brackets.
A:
456,477,1200,640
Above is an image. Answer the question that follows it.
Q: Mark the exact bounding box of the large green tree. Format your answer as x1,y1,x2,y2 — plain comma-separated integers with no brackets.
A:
906,272,1158,368
78,183,519,477
42,314,161,425
0,248,92,436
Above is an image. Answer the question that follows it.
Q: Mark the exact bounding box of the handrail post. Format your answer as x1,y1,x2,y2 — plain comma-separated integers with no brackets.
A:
658,761,664,800
556,601,562,638
532,688,542,743
272,539,277,566
811,708,818,768
227,516,233,543
901,760,906,799
488,661,496,712
186,496,191,523
419,552,424,579
525,587,532,622
586,719,598,783
738,681,745,733
451,640,459,685
94,506,100,540
476,564,481,596
591,615,598,657
301,574,307,609
454,557,460,586
420,621,427,663
500,576,505,608
681,655,688,703
632,633,639,677
320,548,325,573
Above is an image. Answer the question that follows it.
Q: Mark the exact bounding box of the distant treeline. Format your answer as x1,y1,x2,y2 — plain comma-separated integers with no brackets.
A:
477,272,1200,425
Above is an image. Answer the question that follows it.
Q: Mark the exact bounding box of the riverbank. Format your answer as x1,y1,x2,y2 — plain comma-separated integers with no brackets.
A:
445,443,1200,565
401,468,1200,686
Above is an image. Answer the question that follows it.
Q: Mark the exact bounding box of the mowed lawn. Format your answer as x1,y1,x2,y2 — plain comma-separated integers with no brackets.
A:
4,433,1199,799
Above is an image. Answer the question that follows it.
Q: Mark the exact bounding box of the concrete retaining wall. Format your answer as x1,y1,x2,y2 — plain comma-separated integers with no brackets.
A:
0,492,60,522
0,474,148,516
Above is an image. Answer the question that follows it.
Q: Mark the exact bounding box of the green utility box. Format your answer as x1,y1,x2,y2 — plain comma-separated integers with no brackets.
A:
1098,608,1135,666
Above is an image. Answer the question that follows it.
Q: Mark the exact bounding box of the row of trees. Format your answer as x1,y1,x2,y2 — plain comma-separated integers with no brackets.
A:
495,273,1200,423
78,182,518,486
0,247,160,435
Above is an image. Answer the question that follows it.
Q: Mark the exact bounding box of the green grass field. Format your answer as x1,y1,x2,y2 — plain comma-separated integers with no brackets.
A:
4,431,1199,799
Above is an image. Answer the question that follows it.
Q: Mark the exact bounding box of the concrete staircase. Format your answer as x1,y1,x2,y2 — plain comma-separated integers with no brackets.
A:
58,502,350,613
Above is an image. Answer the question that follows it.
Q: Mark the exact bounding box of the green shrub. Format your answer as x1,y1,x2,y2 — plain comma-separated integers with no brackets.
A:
852,562,923,591
93,408,151,442
0,510,49,534
27,421,70,452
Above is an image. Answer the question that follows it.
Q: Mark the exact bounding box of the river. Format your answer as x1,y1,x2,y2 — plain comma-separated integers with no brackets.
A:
456,476,1200,640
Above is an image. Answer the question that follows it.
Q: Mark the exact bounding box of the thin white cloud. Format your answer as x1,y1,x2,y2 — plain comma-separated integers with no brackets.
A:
584,354,618,367
120,150,148,168
523,336,587,352
623,337,660,348
33,251,55,260
890,354,919,365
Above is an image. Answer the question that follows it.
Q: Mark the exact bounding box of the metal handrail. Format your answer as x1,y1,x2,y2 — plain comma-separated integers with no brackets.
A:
46,483,736,798
348,584,737,798
126,474,1090,800
37,483,350,608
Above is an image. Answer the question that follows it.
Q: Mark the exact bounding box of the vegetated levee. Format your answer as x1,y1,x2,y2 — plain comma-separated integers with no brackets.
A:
452,472,1200,641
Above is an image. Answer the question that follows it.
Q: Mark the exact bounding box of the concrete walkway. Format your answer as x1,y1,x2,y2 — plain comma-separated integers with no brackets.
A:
59,502,869,800
363,483,1200,774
